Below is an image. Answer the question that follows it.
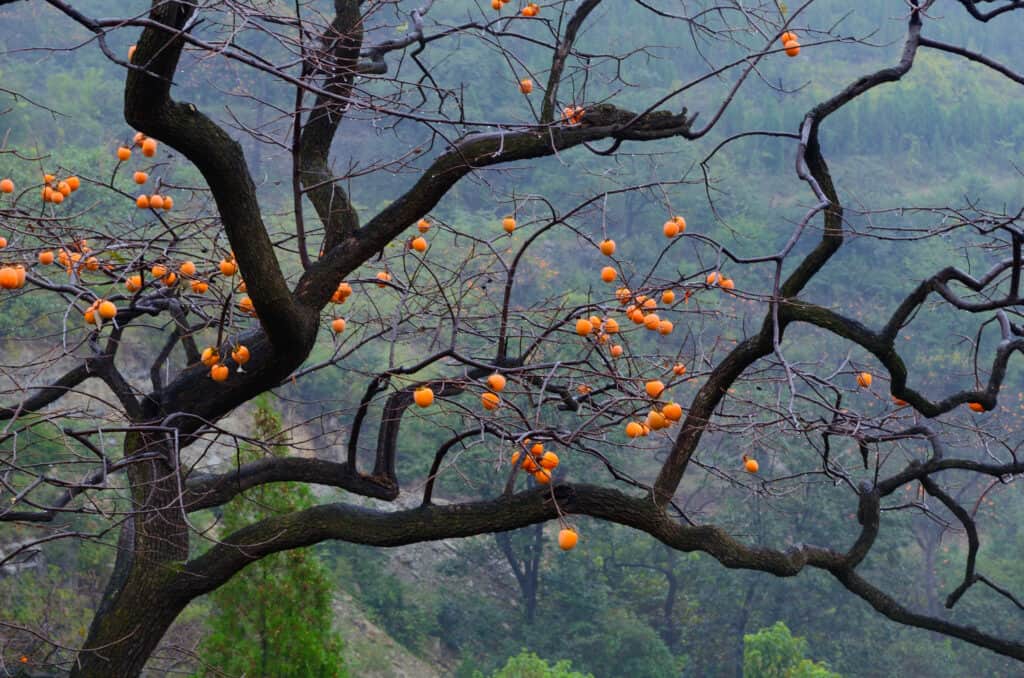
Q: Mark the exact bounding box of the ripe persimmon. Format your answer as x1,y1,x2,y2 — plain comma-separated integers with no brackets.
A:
126,275,142,292
481,392,501,410
968,402,985,412
231,345,250,365
414,386,434,408
487,373,507,392
375,271,392,287
645,380,665,398
502,217,516,233
599,239,616,256
179,261,196,277
411,236,428,252
38,251,54,265
98,300,117,320
784,40,800,57
136,195,150,209
149,195,165,210
331,318,347,334
558,528,578,551
133,171,148,185
210,364,229,382
662,402,683,421
0,267,19,289
625,421,643,438
663,220,679,238
661,290,675,304
201,347,219,366
141,138,157,157
600,266,617,283
744,458,759,473
237,296,255,315
673,362,686,376
604,318,619,334
190,280,209,294
66,176,80,191
417,218,430,233
0,179,13,193
646,410,668,430
657,319,673,335
575,318,594,336
117,146,131,161
519,78,533,94
610,344,623,358
856,372,872,388
219,259,237,276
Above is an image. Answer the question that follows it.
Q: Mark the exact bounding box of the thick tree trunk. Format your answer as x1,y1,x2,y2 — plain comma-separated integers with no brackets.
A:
73,432,191,677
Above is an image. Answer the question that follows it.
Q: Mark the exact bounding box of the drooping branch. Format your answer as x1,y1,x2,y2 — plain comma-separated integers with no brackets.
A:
176,481,1024,660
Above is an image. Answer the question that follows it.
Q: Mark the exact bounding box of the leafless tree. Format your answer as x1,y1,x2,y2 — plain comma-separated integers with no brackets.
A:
0,0,1023,675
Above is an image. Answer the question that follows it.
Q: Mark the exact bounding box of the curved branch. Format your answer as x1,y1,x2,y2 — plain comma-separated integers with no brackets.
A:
126,1,308,349
184,456,397,512
295,103,695,308
297,0,363,257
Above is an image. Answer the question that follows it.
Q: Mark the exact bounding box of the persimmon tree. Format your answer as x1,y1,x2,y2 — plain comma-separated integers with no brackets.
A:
1,0,1024,675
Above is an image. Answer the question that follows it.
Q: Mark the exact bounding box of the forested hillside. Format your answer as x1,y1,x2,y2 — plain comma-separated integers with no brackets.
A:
1,1,1023,676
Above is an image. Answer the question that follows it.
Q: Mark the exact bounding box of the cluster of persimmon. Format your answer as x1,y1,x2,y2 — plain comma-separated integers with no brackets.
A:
116,135,174,210
40,173,81,205
490,0,539,14
624,292,677,335
624,379,685,438
575,314,621,349
562,106,585,125
201,344,251,382
781,30,800,57
510,438,560,485
32,240,104,278
705,271,735,290
83,298,118,325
